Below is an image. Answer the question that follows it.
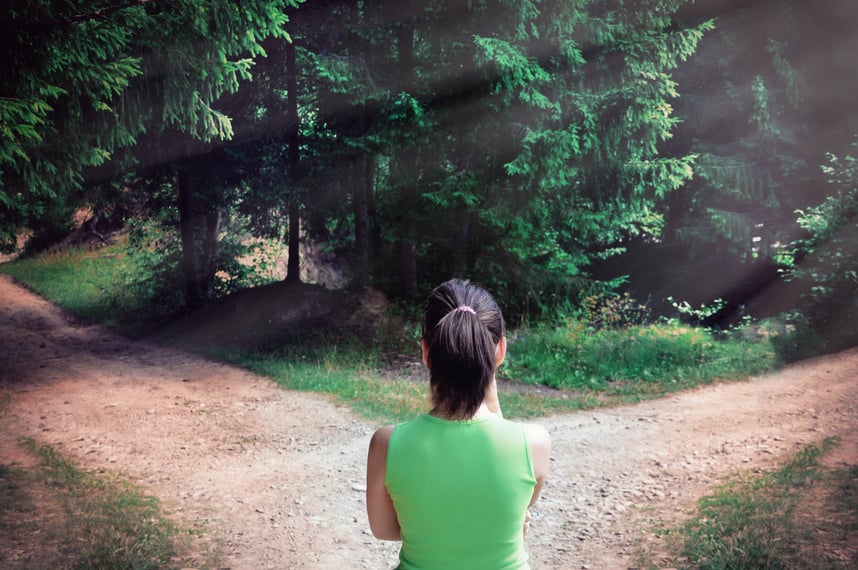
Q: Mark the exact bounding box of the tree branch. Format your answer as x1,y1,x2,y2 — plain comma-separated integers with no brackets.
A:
41,0,154,26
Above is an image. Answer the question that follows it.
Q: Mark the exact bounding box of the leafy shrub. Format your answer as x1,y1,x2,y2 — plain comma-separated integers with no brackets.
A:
123,218,186,320
777,148,858,361
580,291,652,329
505,321,776,392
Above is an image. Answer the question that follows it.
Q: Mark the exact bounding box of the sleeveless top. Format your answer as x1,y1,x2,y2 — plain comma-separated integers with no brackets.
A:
385,414,537,570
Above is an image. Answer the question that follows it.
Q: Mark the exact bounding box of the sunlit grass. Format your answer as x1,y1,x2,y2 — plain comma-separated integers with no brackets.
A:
223,346,604,422
232,347,429,423
0,241,157,334
505,322,777,398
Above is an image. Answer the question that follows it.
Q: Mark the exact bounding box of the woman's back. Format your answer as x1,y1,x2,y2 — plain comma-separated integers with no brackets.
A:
366,280,550,569
385,414,536,570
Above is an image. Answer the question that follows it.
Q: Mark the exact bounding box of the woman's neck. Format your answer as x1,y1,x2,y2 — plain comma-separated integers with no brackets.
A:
429,402,495,421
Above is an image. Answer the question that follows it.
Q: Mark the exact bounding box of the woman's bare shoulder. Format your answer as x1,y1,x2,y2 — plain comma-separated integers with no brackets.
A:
370,424,396,448
521,422,550,445
521,422,551,480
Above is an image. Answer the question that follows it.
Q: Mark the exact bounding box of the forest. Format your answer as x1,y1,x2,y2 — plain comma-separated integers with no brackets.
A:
2,4,858,568
3,0,858,359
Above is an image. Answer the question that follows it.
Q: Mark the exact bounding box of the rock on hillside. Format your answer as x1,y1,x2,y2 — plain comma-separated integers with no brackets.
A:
153,282,394,351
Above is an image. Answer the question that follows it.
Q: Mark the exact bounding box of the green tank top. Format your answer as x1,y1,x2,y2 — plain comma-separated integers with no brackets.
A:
385,414,537,570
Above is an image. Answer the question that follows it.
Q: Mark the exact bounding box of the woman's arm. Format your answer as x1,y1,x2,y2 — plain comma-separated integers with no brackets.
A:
366,425,401,541
522,423,550,539
524,423,551,508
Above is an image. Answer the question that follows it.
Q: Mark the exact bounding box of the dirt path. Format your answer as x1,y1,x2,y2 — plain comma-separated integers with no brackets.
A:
1,273,856,569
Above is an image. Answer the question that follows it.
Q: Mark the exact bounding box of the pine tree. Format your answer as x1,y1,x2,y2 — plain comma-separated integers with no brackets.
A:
1,0,300,305
286,0,710,313
0,1,146,250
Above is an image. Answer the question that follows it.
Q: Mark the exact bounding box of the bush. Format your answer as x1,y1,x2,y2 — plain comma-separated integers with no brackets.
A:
777,148,858,360
580,291,652,329
505,320,776,392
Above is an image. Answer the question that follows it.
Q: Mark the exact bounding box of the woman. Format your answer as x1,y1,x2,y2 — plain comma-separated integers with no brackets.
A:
366,279,551,569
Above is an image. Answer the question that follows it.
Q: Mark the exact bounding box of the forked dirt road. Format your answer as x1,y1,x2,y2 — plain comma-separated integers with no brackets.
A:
1,273,856,569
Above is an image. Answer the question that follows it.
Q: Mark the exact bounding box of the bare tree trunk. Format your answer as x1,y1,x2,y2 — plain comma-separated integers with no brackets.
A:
396,10,418,299
284,38,302,285
177,168,203,308
287,198,300,284
202,208,222,298
353,154,371,289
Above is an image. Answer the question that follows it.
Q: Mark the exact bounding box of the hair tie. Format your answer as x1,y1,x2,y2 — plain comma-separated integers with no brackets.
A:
455,305,476,315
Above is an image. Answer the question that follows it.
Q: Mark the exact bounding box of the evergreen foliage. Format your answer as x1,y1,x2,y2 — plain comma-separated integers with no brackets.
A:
282,0,710,316
0,0,296,253
667,0,858,261
777,146,858,360
1,1,145,250
4,0,858,330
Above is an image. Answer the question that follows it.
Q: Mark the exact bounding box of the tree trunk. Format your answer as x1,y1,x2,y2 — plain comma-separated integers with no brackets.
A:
177,167,203,308
451,136,471,276
452,203,470,277
284,38,302,285
353,154,371,289
202,208,222,298
396,12,418,299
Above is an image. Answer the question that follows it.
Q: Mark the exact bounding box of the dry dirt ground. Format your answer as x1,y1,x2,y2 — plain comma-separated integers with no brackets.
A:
0,273,856,569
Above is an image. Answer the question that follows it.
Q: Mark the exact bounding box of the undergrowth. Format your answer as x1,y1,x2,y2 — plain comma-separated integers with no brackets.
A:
505,322,776,396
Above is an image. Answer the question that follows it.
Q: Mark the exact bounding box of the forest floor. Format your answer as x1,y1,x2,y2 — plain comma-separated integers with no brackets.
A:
0,272,856,569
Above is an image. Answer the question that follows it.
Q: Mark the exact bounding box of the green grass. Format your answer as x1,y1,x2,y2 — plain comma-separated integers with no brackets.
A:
0,438,209,570
230,345,429,423
0,243,157,333
223,343,602,423
645,438,857,570
504,322,777,398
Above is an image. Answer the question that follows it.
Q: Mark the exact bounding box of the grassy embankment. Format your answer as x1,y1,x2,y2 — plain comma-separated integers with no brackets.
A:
0,427,207,570
1,244,854,569
641,438,858,570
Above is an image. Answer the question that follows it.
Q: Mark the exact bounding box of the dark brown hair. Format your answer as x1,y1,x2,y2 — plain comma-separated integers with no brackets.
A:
422,279,505,419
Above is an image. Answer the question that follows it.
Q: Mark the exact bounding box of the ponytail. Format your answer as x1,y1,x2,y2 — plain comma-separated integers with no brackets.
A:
422,280,505,419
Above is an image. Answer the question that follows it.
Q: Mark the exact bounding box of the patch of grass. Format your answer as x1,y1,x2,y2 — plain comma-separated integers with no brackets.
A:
650,438,858,570
505,323,777,398
0,438,211,570
232,345,430,423
226,344,603,423
0,242,159,334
